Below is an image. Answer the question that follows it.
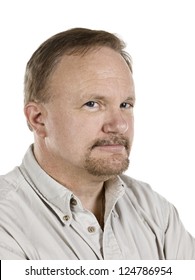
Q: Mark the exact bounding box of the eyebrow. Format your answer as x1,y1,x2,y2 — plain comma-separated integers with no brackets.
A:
82,94,107,101
125,96,135,101
125,96,136,104
82,94,135,103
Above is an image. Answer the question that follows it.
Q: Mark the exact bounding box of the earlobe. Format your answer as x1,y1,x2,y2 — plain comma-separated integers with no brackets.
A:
24,102,47,138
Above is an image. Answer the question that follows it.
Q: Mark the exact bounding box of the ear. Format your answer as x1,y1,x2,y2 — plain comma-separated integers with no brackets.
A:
24,102,47,138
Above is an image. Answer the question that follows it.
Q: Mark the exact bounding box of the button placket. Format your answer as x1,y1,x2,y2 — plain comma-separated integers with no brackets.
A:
87,226,96,233
70,198,77,206
63,215,70,221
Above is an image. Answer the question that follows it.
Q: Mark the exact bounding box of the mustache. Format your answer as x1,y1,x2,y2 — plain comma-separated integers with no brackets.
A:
90,135,130,150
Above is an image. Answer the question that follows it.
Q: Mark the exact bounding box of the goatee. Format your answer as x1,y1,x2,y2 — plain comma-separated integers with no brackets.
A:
84,135,131,177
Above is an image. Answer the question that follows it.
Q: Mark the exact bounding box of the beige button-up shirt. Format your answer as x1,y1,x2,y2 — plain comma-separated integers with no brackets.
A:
0,146,194,259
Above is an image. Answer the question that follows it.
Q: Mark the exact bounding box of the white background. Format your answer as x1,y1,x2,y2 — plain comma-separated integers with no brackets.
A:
0,0,195,236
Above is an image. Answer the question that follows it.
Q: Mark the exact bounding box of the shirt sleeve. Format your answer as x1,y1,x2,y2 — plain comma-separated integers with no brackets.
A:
0,246,25,260
163,203,195,259
0,230,27,260
120,174,195,259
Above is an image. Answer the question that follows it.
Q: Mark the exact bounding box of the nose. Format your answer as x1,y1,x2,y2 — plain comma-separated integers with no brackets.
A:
102,110,129,134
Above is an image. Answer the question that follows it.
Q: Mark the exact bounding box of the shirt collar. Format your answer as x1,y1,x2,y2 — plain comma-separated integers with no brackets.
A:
20,145,73,225
20,145,126,225
104,176,126,220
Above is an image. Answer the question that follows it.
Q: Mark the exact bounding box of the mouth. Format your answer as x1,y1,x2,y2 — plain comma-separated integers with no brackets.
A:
93,144,126,153
91,137,130,154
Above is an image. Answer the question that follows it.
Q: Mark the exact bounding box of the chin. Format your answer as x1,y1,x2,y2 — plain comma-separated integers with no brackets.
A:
85,156,129,178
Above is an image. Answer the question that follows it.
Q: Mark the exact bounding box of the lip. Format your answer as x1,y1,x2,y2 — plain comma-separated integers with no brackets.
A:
93,144,125,153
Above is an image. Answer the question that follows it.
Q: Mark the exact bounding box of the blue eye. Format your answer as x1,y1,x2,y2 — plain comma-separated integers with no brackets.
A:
84,101,99,109
85,101,96,107
120,102,132,109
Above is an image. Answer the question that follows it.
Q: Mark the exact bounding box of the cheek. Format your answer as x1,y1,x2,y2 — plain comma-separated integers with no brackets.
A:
126,116,134,137
130,117,134,130
66,118,104,153
54,116,96,145
45,113,70,144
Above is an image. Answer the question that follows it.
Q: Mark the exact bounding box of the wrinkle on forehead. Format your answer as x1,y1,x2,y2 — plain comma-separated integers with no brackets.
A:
49,47,134,100
53,47,131,77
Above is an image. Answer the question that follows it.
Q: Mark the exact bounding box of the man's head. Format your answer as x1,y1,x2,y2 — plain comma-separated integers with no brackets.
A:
24,28,135,180
24,28,133,106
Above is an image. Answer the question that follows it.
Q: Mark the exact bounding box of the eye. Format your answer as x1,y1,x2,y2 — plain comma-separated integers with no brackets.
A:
120,102,133,109
83,101,99,109
85,101,96,107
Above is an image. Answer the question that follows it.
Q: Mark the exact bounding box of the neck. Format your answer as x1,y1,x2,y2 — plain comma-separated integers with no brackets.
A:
33,142,107,228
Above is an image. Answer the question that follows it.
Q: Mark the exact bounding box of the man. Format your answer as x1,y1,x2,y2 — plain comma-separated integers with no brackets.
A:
0,28,194,259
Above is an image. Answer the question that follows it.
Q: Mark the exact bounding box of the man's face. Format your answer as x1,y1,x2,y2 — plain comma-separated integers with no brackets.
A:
42,47,135,178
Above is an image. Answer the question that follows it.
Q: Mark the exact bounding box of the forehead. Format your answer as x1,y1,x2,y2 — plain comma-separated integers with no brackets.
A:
49,47,134,98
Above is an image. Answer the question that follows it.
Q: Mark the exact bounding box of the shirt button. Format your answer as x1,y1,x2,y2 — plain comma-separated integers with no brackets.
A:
70,198,77,206
63,215,70,221
88,226,96,233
